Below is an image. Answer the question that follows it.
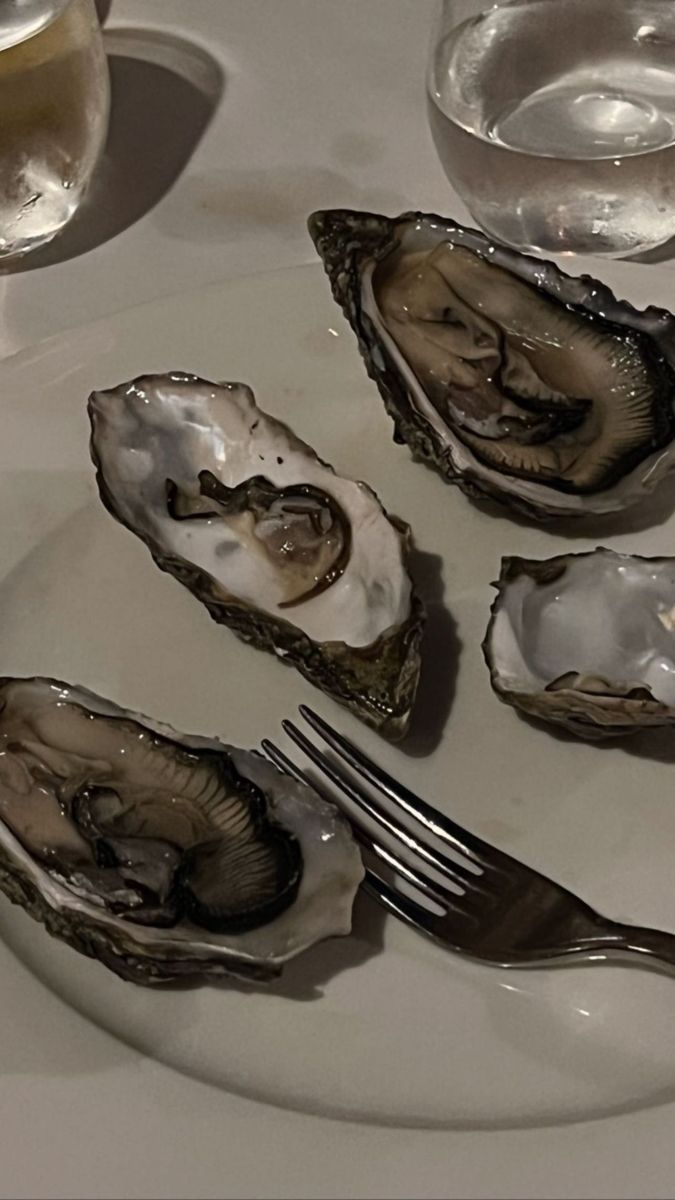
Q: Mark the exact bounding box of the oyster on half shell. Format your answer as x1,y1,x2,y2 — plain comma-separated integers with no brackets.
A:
0,678,363,983
89,373,425,740
483,549,675,739
309,209,675,520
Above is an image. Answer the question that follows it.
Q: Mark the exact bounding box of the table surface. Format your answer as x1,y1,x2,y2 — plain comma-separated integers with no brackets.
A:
1,0,461,353
4,4,675,1198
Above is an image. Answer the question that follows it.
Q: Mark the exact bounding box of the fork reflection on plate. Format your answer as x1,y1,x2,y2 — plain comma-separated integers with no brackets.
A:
263,707,675,975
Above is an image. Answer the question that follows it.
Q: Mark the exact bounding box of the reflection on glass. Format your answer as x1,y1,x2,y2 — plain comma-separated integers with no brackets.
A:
0,0,109,259
427,0,675,256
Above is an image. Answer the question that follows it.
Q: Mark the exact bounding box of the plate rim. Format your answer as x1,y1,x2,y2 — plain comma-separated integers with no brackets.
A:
4,262,675,1196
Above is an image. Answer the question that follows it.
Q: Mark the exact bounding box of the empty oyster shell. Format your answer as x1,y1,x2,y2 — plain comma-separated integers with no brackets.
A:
309,209,675,520
89,373,425,740
0,678,364,983
483,548,675,738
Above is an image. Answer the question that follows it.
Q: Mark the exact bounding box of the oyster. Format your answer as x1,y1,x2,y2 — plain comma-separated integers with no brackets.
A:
89,373,424,740
483,548,675,739
309,209,675,520
0,677,364,983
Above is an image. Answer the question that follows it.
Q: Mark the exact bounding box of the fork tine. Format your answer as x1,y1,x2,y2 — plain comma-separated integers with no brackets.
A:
363,868,435,932
263,738,471,906
355,823,472,906
299,706,502,873
363,867,465,943
282,718,488,894
261,738,312,788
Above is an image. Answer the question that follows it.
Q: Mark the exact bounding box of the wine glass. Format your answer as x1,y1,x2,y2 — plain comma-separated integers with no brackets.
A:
0,0,110,260
427,0,675,256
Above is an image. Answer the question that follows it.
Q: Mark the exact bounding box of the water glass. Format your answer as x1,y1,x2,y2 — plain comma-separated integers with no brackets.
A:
0,0,109,260
427,0,675,257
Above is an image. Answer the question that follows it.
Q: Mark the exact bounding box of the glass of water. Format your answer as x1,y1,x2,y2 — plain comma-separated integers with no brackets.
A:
427,0,675,257
0,0,109,261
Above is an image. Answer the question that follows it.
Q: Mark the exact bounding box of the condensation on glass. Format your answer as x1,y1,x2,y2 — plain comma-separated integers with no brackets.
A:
0,0,109,259
428,0,675,256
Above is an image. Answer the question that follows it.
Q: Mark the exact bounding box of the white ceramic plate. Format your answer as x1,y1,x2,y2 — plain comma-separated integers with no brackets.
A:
4,260,675,1141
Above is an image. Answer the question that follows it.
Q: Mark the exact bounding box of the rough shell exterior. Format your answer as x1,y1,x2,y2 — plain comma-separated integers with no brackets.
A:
89,375,426,741
483,551,675,740
0,679,364,985
309,209,675,521
126,530,426,741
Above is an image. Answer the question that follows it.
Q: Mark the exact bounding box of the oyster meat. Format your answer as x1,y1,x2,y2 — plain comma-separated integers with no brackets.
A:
89,373,424,740
0,677,364,983
309,209,675,520
483,548,675,738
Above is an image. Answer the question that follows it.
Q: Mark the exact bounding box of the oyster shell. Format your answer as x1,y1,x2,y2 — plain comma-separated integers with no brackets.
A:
483,548,675,739
89,373,424,740
0,677,364,983
309,209,675,520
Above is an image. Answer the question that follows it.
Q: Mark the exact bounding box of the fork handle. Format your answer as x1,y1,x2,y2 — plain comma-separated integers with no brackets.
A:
534,922,675,976
493,919,675,976
603,923,675,975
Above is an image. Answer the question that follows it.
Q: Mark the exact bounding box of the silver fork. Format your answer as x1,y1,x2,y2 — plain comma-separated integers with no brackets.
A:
262,706,675,974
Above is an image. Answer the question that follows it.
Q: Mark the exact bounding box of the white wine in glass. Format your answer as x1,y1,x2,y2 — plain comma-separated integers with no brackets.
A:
0,0,109,259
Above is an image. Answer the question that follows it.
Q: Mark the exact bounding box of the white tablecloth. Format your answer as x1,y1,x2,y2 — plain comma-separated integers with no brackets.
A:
3,5,674,1198
2,0,458,353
